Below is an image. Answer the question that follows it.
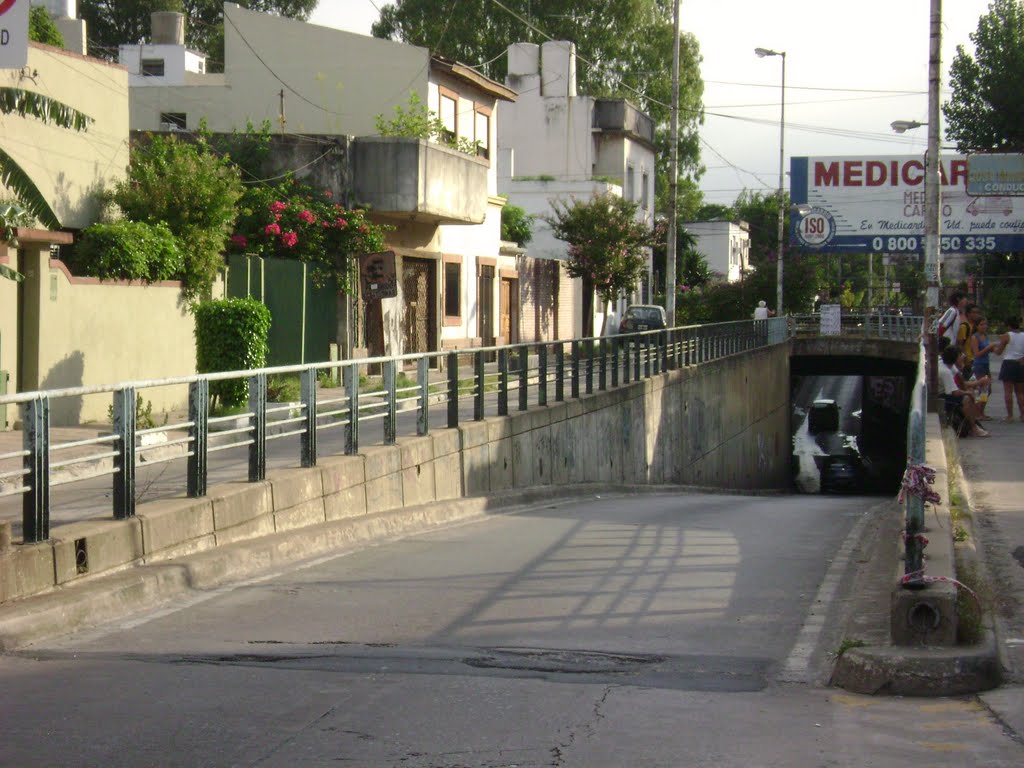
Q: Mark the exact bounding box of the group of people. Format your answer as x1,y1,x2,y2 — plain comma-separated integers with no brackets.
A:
936,291,1024,438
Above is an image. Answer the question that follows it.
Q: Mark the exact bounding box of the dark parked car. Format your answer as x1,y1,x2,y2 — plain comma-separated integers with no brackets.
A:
821,456,863,493
807,399,840,434
618,305,667,334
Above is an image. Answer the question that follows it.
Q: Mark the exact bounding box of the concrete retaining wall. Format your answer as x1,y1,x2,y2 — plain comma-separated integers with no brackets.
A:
0,343,791,605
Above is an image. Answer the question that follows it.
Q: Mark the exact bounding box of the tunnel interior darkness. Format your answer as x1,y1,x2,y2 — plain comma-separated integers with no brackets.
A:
790,356,916,495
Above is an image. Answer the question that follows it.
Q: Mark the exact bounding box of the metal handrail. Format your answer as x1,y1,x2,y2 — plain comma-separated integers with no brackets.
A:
1,318,791,543
902,336,929,587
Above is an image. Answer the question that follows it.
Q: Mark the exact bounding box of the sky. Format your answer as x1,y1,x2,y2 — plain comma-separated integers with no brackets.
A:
309,0,994,205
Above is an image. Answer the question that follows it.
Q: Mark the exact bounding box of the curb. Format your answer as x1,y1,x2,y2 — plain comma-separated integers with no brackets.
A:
0,485,631,651
830,628,1003,696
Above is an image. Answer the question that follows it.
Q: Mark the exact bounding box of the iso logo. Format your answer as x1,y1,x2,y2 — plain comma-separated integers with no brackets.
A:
795,207,836,248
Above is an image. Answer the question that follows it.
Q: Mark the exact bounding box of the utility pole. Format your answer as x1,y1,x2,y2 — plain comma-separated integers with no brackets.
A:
924,0,942,316
665,0,681,325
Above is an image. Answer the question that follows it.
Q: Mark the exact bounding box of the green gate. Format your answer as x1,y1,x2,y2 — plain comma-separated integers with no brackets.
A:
226,255,338,366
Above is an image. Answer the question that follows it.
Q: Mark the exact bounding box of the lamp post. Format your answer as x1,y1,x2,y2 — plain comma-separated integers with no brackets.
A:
755,47,786,316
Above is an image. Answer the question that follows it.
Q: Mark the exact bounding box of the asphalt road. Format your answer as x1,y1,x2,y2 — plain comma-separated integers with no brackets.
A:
2,491,1020,766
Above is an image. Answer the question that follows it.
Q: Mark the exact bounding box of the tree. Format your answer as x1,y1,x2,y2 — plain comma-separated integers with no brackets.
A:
228,178,390,292
373,1,705,198
944,0,1024,152
546,192,655,334
110,133,244,299
29,6,65,48
79,1,317,70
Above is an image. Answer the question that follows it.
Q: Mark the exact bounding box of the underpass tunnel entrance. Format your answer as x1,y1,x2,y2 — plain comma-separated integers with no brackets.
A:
790,355,916,495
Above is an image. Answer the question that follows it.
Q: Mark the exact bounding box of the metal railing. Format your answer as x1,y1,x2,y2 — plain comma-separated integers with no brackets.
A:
0,318,788,543
902,338,928,586
790,313,923,341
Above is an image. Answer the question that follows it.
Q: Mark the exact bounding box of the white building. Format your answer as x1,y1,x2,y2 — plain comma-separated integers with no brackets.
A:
117,3,518,359
682,220,751,284
498,41,657,338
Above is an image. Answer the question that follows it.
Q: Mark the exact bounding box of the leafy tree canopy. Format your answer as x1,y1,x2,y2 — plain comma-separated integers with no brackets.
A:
374,0,705,200
29,6,65,47
943,0,1024,152
546,192,655,331
79,0,317,70
111,133,244,299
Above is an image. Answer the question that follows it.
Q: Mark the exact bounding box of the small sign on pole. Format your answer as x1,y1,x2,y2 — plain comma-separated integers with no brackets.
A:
820,304,841,336
359,250,398,301
0,0,29,70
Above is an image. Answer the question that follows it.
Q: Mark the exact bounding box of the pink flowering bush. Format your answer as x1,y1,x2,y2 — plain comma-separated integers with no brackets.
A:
230,179,390,291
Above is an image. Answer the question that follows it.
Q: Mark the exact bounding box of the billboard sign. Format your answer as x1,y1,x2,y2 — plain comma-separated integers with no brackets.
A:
967,153,1024,197
0,0,28,70
790,154,1024,254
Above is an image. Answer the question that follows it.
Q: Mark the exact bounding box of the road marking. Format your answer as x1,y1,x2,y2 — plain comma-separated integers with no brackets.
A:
777,508,872,683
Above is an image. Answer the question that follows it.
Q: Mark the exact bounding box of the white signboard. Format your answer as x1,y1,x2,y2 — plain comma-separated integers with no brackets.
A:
968,154,1024,197
0,0,29,70
820,305,841,336
790,154,1024,254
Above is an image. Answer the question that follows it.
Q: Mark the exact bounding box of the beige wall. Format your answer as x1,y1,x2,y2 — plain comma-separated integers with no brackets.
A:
0,251,16,425
18,247,198,425
0,44,129,229
129,4,430,136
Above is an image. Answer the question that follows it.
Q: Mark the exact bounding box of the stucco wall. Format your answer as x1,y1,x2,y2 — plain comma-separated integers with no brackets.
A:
129,4,430,136
0,44,129,229
19,249,198,425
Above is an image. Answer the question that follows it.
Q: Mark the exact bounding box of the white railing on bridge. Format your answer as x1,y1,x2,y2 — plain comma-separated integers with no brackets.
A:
789,313,923,342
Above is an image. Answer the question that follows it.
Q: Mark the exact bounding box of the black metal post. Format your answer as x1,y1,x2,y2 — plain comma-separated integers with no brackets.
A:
498,349,509,416
22,396,50,543
518,346,529,412
554,343,565,402
538,344,548,407
384,360,397,445
187,379,208,498
599,339,608,391
345,363,360,455
417,356,430,436
112,386,137,519
447,351,459,428
571,340,580,398
248,373,267,481
474,351,485,421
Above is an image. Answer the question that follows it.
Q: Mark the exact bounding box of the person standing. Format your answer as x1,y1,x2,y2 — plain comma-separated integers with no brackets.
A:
753,300,772,320
993,317,1024,422
937,291,966,346
970,316,995,420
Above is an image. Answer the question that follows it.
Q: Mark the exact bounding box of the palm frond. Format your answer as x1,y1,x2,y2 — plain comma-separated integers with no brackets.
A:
0,87,93,132
0,263,25,282
0,147,61,229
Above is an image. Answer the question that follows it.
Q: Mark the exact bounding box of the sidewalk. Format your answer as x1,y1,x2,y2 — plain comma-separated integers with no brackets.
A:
953,380,1024,735
831,376,1024,735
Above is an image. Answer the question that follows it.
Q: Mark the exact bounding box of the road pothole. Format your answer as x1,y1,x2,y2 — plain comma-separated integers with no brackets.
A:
464,647,665,674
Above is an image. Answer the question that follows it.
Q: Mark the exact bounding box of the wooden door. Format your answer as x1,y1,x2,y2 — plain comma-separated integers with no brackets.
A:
401,257,437,354
478,264,495,347
500,277,519,344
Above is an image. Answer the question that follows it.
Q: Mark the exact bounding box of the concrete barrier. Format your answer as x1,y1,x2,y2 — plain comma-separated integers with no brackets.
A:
0,343,791,606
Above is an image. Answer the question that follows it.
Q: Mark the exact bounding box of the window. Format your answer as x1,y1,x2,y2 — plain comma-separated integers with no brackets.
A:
444,258,462,321
141,58,165,77
641,171,650,210
474,107,491,160
439,88,458,145
627,166,635,201
160,112,187,130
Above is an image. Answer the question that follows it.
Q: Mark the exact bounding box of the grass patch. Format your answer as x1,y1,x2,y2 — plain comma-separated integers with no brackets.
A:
833,638,866,658
210,403,249,418
267,374,301,403
954,559,987,645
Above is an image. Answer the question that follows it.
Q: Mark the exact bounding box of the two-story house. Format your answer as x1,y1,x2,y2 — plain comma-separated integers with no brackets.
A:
120,3,518,360
498,41,657,338
683,220,751,283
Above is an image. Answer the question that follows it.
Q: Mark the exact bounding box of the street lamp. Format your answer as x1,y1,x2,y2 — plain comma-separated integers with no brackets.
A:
891,119,925,134
755,47,786,316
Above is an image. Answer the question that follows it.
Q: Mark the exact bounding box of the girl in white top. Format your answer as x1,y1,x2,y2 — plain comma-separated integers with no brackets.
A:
994,317,1024,421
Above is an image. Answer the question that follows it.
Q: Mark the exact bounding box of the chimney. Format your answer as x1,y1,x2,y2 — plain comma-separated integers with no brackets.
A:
541,41,576,98
151,11,185,46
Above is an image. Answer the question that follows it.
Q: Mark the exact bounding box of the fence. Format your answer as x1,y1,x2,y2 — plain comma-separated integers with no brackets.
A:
1,319,790,544
790,313,922,341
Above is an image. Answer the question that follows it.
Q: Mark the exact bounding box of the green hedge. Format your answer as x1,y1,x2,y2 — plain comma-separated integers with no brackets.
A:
193,298,271,407
71,221,182,283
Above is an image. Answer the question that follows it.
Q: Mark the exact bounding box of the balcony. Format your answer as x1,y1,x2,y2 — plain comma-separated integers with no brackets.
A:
593,100,655,147
352,137,489,225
